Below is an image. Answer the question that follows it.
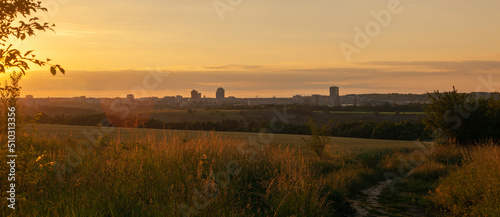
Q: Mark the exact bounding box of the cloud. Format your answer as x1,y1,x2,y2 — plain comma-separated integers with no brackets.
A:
202,64,264,70
20,61,498,97
355,60,500,72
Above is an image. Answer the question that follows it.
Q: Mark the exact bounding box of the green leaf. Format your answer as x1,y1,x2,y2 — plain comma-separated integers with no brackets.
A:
50,66,56,75
60,67,65,75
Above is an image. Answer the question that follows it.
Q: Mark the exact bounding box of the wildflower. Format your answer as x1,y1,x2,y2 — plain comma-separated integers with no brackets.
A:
36,154,46,162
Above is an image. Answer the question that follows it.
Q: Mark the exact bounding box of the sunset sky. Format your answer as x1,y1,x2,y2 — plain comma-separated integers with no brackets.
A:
6,0,500,98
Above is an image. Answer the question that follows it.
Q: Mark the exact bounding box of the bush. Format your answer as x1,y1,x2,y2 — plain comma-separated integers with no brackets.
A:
302,118,333,159
423,88,500,145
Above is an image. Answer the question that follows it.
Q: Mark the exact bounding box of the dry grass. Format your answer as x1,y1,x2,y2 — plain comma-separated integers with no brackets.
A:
427,144,500,216
7,126,497,216
0,127,404,217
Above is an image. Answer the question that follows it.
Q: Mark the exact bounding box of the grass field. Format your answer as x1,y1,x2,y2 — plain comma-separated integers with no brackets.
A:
30,124,423,152
2,124,497,216
1,123,424,216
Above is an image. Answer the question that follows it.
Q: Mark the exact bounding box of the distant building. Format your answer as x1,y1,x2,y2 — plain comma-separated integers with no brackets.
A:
293,95,305,104
191,90,199,100
311,94,321,105
329,86,340,106
176,95,183,104
161,96,176,105
216,87,225,103
191,90,202,103
310,94,330,106
340,94,358,106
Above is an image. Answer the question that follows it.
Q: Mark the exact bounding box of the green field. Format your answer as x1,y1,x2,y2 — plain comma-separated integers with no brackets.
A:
31,124,424,152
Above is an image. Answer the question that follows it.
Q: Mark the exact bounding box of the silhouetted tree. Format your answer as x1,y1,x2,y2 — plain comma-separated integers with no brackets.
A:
1,0,65,128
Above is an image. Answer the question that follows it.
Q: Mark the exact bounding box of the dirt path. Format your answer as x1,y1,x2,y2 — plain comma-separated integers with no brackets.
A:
350,169,428,217
351,180,393,217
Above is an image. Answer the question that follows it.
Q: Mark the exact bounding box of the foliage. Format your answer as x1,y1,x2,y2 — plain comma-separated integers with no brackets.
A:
370,121,427,140
423,87,500,145
0,71,22,111
302,118,333,158
0,0,65,75
0,0,65,130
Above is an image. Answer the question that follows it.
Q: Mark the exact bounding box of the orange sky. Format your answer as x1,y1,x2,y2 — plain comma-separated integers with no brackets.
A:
3,0,500,98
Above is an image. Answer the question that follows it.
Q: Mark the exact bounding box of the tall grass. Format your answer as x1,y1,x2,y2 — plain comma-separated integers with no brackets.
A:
0,129,405,217
374,142,499,216
427,144,500,216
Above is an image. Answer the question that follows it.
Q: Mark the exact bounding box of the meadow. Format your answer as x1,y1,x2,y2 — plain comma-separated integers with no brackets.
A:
30,124,421,151
1,124,498,216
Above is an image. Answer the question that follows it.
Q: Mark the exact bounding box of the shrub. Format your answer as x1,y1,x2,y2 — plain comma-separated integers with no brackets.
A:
302,118,333,159
423,88,500,145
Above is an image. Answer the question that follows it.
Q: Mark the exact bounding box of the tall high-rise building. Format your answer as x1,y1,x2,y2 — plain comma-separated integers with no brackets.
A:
216,87,225,103
191,90,199,100
329,86,340,106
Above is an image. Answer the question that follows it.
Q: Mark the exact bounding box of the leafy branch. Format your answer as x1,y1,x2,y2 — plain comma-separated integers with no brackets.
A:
0,0,65,76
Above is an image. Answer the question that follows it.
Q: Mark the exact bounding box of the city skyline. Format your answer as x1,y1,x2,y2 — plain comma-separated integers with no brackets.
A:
21,85,432,108
20,86,438,100
18,84,496,99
